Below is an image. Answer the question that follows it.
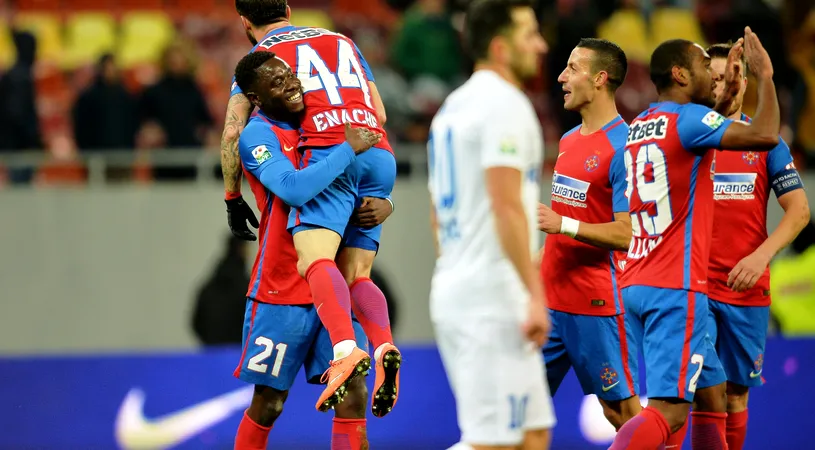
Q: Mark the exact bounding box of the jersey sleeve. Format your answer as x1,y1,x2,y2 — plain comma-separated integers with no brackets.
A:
609,148,629,214
766,138,804,198
480,106,529,170
675,103,734,151
238,124,357,207
230,76,242,97
352,41,375,82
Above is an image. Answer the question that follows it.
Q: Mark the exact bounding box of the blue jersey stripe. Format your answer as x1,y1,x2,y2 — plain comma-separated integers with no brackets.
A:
683,156,701,290
609,252,622,314
249,191,274,299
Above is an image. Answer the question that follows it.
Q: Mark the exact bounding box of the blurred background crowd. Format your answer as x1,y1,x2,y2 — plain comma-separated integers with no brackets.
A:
1,0,815,184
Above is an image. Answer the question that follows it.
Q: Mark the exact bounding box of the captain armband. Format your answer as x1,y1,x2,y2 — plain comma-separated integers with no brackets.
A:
771,169,804,198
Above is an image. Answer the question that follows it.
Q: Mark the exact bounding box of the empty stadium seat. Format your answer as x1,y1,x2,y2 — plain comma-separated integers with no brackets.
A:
15,0,60,11
650,8,706,49
289,9,333,30
596,9,650,64
62,13,117,69
14,13,63,67
117,12,176,68
0,22,15,70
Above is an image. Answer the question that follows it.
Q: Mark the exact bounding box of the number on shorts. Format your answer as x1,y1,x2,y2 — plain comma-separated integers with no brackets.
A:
295,41,373,108
624,143,674,236
688,353,704,394
247,336,289,377
508,394,529,430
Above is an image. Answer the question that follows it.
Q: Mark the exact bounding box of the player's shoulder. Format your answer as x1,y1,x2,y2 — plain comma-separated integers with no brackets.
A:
240,116,278,145
601,116,629,150
561,124,582,141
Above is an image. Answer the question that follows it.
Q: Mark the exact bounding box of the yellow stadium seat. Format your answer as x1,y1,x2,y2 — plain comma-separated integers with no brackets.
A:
14,13,63,66
289,9,333,30
0,23,15,70
62,13,117,69
117,12,175,68
650,8,706,50
597,9,650,64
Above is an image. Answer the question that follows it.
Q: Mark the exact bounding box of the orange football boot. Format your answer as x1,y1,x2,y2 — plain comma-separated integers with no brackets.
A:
371,344,401,417
316,347,371,412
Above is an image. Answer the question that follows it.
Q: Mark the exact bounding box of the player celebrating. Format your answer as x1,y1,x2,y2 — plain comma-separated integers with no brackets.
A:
702,42,810,450
609,29,782,450
231,52,387,450
428,1,555,449
225,0,402,416
537,38,641,431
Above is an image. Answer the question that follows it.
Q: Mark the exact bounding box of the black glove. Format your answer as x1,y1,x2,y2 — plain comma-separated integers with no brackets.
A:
225,196,259,241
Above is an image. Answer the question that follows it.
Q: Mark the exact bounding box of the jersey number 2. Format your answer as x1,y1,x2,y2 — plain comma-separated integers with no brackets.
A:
247,336,288,377
624,143,674,236
296,40,373,108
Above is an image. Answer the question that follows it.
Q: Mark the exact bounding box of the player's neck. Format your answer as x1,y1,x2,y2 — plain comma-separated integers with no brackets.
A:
657,87,692,106
728,108,743,120
473,63,521,88
579,94,619,135
255,21,291,42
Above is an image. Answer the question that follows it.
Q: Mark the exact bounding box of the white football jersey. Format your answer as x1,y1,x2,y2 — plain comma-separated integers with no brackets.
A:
428,70,543,319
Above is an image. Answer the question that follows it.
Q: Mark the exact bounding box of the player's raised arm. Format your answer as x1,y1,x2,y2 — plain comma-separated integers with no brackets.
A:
221,91,258,241
239,123,380,208
719,27,780,151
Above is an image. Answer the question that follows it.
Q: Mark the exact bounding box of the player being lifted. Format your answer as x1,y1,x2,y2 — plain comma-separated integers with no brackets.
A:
609,29,782,450
231,52,388,450
222,0,402,416
702,42,810,450
428,1,555,449
536,38,641,431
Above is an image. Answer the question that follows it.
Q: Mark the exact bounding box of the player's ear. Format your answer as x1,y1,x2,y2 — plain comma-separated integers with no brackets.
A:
671,65,689,87
240,16,251,31
594,71,609,89
246,92,262,108
286,6,291,20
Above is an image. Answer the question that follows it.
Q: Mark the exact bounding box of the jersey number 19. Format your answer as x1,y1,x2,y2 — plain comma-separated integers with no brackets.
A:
624,143,674,236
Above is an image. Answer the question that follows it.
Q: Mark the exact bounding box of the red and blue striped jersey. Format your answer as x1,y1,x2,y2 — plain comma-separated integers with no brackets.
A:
231,26,392,152
622,102,734,294
541,116,629,316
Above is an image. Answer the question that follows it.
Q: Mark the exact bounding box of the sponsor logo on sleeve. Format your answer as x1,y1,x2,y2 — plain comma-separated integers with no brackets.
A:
702,111,726,130
252,145,272,163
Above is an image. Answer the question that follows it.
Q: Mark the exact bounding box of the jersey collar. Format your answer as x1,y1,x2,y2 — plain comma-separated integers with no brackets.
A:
257,110,297,130
602,115,625,131
251,25,299,51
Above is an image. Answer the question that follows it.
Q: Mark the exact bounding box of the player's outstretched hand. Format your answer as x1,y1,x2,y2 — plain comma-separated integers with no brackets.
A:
225,196,260,241
351,197,394,228
728,250,771,292
345,122,382,154
537,203,562,234
723,38,745,96
522,292,551,348
744,26,773,80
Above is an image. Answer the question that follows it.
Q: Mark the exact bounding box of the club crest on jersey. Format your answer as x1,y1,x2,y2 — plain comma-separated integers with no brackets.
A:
258,28,328,49
252,145,272,163
742,151,760,165
626,117,669,146
600,366,619,389
551,172,589,208
584,155,599,172
713,173,756,201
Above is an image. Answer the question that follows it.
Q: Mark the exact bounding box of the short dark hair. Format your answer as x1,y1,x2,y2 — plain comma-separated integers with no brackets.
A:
649,39,694,94
234,51,278,94
706,42,748,76
464,0,534,61
576,38,628,92
235,0,287,27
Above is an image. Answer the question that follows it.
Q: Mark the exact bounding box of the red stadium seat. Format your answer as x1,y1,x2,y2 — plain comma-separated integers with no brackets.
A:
69,0,113,11
15,0,61,11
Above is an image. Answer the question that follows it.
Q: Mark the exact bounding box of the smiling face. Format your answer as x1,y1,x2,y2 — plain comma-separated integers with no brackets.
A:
557,47,597,111
246,57,304,119
686,44,718,108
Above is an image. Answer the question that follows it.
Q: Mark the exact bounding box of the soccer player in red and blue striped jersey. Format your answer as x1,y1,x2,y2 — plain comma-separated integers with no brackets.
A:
609,29,783,450
538,38,641,431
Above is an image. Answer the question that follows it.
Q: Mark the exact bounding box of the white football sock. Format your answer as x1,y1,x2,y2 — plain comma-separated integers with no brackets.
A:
333,340,357,360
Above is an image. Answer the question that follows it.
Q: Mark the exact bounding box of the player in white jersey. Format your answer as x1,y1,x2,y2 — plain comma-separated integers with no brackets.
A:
428,1,555,449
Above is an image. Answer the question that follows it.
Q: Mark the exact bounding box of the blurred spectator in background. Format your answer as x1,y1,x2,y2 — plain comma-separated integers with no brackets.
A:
769,218,815,336
790,9,815,165
390,0,463,86
72,54,138,151
0,30,41,152
192,234,250,346
140,43,213,149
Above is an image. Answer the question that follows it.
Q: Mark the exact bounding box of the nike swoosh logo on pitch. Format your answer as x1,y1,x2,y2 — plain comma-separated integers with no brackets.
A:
115,386,253,449
601,381,620,392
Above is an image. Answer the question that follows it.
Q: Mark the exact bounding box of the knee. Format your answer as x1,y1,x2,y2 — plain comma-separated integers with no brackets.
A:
248,395,285,427
693,383,728,413
663,409,689,434
334,376,368,419
725,382,749,413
